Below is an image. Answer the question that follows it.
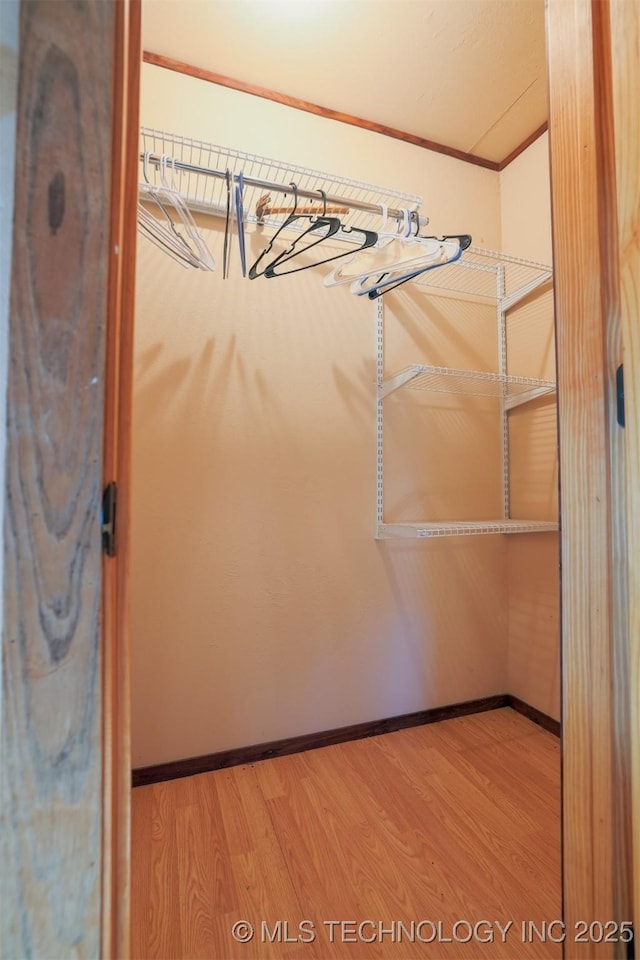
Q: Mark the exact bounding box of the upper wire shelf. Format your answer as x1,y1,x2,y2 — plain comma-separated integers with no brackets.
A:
139,127,422,236
412,246,553,305
138,129,552,307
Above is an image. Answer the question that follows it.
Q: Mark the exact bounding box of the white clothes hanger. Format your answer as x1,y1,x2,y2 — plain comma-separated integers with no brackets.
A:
138,154,202,267
137,201,199,268
137,153,216,270
324,208,445,289
158,154,216,271
322,203,394,287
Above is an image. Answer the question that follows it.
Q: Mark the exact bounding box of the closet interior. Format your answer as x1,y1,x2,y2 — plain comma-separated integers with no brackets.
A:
131,41,560,957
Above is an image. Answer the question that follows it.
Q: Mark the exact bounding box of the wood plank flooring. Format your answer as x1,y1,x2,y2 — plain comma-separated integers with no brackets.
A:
131,708,561,959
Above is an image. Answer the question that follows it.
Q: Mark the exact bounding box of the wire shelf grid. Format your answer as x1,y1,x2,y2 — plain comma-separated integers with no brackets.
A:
140,127,422,237
413,246,552,303
380,364,556,402
377,520,559,538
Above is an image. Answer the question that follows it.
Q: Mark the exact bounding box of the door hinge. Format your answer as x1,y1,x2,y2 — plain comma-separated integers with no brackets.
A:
617,363,625,427
102,481,117,557
625,924,635,960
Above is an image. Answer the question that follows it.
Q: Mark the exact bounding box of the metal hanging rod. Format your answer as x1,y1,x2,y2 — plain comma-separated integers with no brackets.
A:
140,151,426,225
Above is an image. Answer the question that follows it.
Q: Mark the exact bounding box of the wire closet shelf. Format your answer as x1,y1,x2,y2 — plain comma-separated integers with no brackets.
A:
139,128,553,310
411,246,553,305
378,521,559,539
374,248,557,539
379,365,555,409
139,127,423,238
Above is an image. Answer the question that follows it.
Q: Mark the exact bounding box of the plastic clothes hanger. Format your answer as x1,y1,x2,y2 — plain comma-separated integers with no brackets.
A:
138,203,198,268
354,234,470,298
157,154,216,270
322,206,431,288
324,208,444,292
263,190,377,277
265,191,344,274
248,184,340,280
222,169,234,279
137,153,215,270
354,234,472,299
349,217,464,294
265,222,378,277
235,171,247,278
138,154,201,267
363,244,463,298
323,203,393,287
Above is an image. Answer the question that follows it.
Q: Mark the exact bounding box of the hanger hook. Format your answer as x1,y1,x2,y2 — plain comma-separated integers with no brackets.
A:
318,189,327,217
170,155,180,192
143,150,152,184
160,154,174,190
379,203,388,234
413,210,421,237
289,182,299,217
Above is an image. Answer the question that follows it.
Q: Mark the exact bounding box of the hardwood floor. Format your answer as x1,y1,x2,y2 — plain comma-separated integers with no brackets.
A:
131,708,561,959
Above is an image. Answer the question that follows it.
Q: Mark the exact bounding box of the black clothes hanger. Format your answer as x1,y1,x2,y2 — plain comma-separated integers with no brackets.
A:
248,184,340,280
436,233,472,250
264,215,379,277
263,191,348,274
260,188,378,277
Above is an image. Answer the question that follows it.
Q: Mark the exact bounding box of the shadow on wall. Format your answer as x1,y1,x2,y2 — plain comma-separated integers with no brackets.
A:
386,284,499,374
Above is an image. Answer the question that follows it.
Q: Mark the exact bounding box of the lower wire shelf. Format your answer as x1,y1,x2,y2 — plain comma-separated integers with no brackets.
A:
377,520,559,539
379,364,556,409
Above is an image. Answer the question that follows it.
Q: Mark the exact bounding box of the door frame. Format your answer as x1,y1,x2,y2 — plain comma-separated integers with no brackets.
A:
0,1,140,957
102,1,142,956
547,0,638,949
113,0,640,945
2,0,637,955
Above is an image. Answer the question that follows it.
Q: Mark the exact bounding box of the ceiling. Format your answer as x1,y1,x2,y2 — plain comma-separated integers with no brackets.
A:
142,0,548,166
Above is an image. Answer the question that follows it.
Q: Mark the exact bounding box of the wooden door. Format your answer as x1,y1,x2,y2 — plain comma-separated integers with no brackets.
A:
547,0,639,953
0,1,140,957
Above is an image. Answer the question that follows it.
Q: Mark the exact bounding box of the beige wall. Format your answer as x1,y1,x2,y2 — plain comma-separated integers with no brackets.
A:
139,65,501,245
500,132,553,263
131,65,513,767
500,132,561,721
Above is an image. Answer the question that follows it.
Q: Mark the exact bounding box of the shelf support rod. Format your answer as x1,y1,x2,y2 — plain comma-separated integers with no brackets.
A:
378,367,424,398
504,384,556,410
497,264,510,520
501,271,553,312
141,152,421,222
375,299,385,539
